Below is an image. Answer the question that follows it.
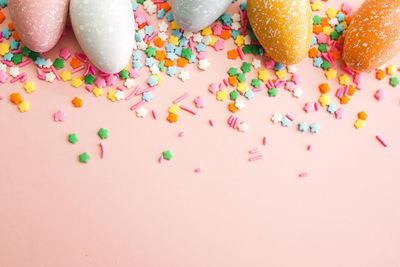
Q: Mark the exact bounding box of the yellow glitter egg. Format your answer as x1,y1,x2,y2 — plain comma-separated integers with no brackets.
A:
247,0,312,65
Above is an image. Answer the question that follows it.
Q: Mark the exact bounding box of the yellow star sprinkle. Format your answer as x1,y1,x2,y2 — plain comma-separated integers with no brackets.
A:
209,35,218,46
170,21,179,30
326,7,338,19
0,43,10,56
92,86,103,97
107,90,117,102
18,101,29,112
318,94,330,107
201,26,213,36
23,81,35,93
323,26,333,36
169,35,179,46
168,104,181,114
338,74,350,85
325,68,337,80
386,64,396,76
275,70,287,79
234,35,244,47
237,83,248,94
155,74,162,84
341,21,348,30
258,69,270,82
311,0,322,11
216,89,228,101
60,70,71,81
354,119,365,129
71,78,83,88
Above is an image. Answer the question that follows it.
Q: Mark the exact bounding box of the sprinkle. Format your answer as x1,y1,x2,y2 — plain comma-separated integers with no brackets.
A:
54,110,67,122
79,152,90,163
180,105,197,115
152,110,158,120
374,89,386,101
68,133,79,144
249,148,260,154
248,155,263,162
173,93,189,104
298,172,308,178
262,136,267,146
162,150,173,160
130,100,145,110
100,142,105,158
376,136,388,148
178,131,185,137
209,119,214,126
98,128,109,140
307,145,312,151
194,168,202,173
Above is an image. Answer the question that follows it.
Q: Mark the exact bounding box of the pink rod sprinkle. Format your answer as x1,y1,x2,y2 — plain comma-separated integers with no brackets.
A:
172,93,189,104
100,142,105,159
249,148,260,154
18,59,31,67
158,155,164,163
152,110,157,120
85,85,93,92
130,99,145,110
237,47,244,60
307,145,312,151
342,66,355,76
286,114,293,121
299,172,308,178
83,65,90,76
252,87,263,92
249,155,263,162
71,65,85,74
228,115,234,125
232,117,239,129
51,66,61,81
314,102,319,111
89,64,97,76
1,60,13,66
178,131,185,137
262,136,267,146
194,168,202,173
209,119,214,126
376,136,388,147
125,86,140,100
180,105,197,115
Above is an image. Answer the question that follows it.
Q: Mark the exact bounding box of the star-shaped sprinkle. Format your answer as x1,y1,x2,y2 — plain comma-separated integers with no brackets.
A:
124,78,135,89
136,107,148,118
271,113,283,124
107,90,117,102
9,67,20,77
179,70,190,82
354,119,365,129
268,87,278,97
163,150,173,160
60,70,71,81
194,96,206,108
327,103,337,114
71,78,83,88
72,97,82,108
79,152,90,163
238,122,249,133
68,133,79,144
287,65,297,74
198,58,210,70
142,92,153,102
216,89,228,101
159,21,168,32
310,123,321,133
303,102,315,113
45,72,56,83
168,104,181,114
298,122,309,132
193,33,203,42
18,101,29,112
0,69,7,83
98,128,109,139
281,117,291,127
293,87,303,98
54,110,67,122
24,81,35,93
114,90,125,101
252,58,261,69
318,94,330,106
374,89,386,101
60,48,71,60
390,77,399,87
235,99,245,110
335,108,344,119
92,86,103,97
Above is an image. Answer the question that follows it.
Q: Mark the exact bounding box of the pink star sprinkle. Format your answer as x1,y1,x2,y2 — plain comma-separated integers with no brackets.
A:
94,77,106,88
374,89,386,101
303,102,316,113
194,96,206,108
213,39,225,51
335,108,344,119
59,48,71,60
54,110,67,122
0,70,8,83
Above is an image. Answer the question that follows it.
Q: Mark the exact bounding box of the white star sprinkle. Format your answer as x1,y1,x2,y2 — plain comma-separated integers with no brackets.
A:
45,72,56,83
183,31,193,39
271,113,283,124
150,64,160,75
198,58,210,70
114,90,125,101
244,35,251,45
159,21,168,32
136,107,148,118
252,58,261,69
238,122,249,132
192,33,203,43
293,87,304,98
287,65,297,74
202,35,212,45
137,41,148,50
124,78,135,89
235,99,245,110
231,13,241,22
231,22,241,31
44,59,53,68
9,67,20,78
0,62,7,71
179,70,190,82
158,32,168,42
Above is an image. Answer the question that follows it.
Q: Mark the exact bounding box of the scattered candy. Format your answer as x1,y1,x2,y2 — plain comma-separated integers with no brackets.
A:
79,152,91,163
54,110,67,122
68,133,79,144
98,128,109,140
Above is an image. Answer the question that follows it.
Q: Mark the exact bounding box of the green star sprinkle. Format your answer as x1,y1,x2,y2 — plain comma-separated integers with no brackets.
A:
318,43,327,53
237,73,246,82
98,128,109,139
390,77,399,87
313,15,321,25
321,60,331,70
11,54,22,65
158,61,165,72
119,70,129,80
79,152,91,163
28,51,39,61
84,74,95,84
145,46,157,57
240,62,251,73
53,58,64,70
163,150,173,161
181,48,192,60
230,90,239,100
268,87,278,97
330,31,339,41
68,133,79,144
20,46,31,57
227,67,238,77
251,78,262,88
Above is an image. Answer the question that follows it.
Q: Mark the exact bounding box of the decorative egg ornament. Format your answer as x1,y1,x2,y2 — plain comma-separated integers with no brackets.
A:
70,0,135,74
8,0,69,53
247,0,313,65
172,0,231,32
343,0,400,72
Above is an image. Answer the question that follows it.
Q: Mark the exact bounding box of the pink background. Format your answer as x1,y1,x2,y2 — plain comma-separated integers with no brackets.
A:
1,0,400,266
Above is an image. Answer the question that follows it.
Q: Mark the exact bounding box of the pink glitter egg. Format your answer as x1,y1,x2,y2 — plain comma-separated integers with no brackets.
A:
8,0,69,53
